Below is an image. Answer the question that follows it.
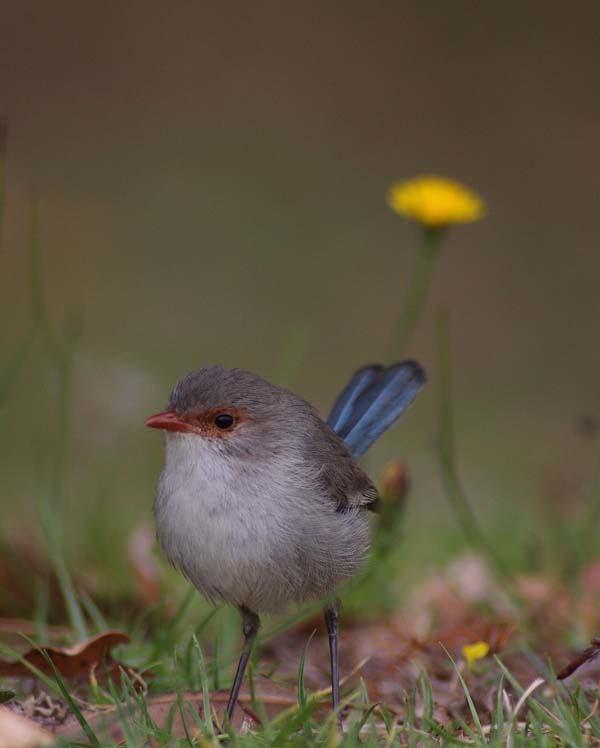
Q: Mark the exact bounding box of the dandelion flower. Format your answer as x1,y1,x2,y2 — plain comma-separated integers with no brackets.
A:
462,641,490,667
387,175,485,228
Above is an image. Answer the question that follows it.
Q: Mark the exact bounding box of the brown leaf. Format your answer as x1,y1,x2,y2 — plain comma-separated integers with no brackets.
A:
0,706,53,748
0,630,129,679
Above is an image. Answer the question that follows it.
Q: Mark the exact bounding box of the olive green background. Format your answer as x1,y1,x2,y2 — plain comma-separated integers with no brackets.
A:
1,2,599,580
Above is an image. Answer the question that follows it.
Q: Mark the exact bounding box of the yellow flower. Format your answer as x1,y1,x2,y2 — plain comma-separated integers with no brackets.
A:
462,641,490,667
387,175,485,228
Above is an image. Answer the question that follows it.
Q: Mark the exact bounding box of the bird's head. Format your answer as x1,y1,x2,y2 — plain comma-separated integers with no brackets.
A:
145,366,311,459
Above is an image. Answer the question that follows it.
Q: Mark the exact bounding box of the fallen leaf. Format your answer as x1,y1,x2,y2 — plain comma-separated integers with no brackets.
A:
0,706,53,747
0,630,129,679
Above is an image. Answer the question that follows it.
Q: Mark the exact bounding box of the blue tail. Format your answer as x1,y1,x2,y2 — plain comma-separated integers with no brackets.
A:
327,361,426,458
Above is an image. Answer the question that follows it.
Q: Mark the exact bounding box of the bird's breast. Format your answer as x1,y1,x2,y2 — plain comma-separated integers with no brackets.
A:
152,433,370,612
153,435,295,604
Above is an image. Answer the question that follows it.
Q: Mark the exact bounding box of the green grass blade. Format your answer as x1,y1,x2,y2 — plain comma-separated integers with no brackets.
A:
417,666,434,729
211,635,220,690
440,644,486,744
105,669,138,748
176,691,195,747
79,588,109,633
51,549,88,641
494,656,561,729
492,672,505,745
192,633,217,737
298,629,316,737
0,641,62,694
38,646,100,748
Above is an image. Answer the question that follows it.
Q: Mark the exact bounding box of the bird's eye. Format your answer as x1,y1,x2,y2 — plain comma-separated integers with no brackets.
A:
214,413,235,430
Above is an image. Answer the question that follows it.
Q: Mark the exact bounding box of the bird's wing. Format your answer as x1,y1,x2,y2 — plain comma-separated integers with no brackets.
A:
330,361,426,458
309,418,379,513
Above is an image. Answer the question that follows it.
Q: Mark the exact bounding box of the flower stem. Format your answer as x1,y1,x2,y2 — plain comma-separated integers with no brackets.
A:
387,226,443,359
436,310,523,608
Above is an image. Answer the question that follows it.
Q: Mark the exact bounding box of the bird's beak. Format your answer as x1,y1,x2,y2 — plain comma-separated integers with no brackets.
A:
145,411,194,434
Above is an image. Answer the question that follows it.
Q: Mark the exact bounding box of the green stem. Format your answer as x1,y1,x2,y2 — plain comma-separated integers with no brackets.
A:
436,310,522,607
387,226,443,359
28,200,87,639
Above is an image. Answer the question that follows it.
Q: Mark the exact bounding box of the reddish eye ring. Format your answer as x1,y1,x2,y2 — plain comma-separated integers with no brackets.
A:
214,413,235,430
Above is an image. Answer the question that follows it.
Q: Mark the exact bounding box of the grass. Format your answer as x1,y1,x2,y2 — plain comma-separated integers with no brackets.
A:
1,168,600,745
8,638,598,748
1,310,596,745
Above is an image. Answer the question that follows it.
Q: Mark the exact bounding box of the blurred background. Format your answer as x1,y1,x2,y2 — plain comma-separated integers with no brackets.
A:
1,1,600,609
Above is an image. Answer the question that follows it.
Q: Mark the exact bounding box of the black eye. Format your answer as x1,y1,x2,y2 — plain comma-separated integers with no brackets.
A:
214,413,235,430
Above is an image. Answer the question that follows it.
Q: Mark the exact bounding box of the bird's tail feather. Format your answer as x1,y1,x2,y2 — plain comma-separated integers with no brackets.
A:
328,361,426,458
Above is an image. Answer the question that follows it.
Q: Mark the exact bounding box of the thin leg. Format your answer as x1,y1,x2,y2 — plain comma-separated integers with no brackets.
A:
324,599,341,720
226,607,260,721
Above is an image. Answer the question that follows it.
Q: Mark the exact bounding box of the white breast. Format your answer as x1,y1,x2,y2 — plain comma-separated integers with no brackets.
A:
154,433,296,610
153,432,370,613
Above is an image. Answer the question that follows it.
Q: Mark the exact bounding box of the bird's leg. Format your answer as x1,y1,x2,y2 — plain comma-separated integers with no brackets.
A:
324,599,341,719
225,607,260,721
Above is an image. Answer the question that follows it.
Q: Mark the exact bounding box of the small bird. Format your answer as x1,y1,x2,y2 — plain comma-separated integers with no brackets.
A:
146,361,425,721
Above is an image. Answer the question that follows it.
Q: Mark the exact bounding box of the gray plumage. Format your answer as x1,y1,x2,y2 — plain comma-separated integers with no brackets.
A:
153,366,376,614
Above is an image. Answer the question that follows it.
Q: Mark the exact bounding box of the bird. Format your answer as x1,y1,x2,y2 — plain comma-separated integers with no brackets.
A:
145,361,425,722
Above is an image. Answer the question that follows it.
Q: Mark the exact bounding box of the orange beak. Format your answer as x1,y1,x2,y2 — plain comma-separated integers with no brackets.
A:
145,411,194,434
